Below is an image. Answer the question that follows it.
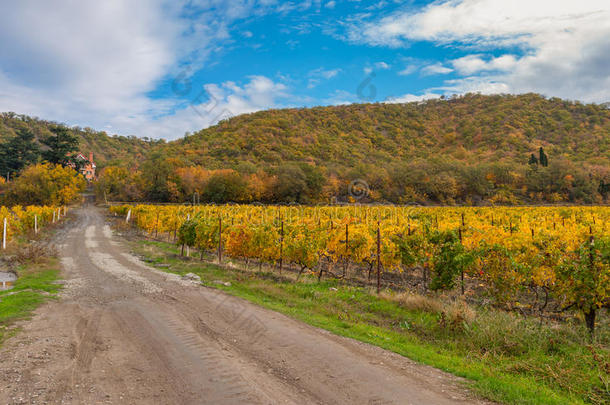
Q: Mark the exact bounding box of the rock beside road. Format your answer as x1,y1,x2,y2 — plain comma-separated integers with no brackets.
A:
182,273,201,282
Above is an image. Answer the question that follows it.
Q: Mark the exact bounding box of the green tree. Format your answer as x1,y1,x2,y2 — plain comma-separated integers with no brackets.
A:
0,128,40,177
538,147,548,167
273,164,308,203
528,153,539,166
140,152,173,201
41,125,80,167
201,170,247,203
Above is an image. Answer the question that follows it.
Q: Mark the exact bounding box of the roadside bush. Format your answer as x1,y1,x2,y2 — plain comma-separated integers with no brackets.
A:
2,163,86,206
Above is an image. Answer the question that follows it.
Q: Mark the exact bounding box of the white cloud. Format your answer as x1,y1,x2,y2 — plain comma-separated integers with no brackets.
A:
113,76,289,139
0,0,300,139
435,76,511,95
384,93,441,103
325,1,336,9
323,89,357,106
452,54,517,75
420,63,453,76
307,67,342,88
347,0,610,102
318,69,341,80
375,61,391,70
398,65,418,76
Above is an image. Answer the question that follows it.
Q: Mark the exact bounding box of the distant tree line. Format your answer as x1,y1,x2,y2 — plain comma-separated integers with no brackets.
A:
95,147,609,205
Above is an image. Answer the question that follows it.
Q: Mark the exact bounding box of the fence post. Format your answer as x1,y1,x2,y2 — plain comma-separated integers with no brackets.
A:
52,210,56,223
126,209,131,223
2,218,6,250
344,223,349,278
35,215,38,234
279,220,284,275
376,220,381,294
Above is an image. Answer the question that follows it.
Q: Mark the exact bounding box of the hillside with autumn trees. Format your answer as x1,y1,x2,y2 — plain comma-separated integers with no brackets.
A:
2,93,609,205
0,112,157,168
95,93,608,204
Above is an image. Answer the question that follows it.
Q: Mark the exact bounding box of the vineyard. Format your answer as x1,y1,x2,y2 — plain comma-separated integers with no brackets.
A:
0,205,67,249
110,204,610,334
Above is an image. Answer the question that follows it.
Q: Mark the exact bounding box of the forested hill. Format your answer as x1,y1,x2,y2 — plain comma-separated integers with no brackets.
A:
0,112,156,167
166,93,609,170
4,93,610,204
139,93,609,204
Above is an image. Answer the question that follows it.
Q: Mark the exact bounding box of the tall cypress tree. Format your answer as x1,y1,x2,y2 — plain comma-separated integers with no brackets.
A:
538,147,548,167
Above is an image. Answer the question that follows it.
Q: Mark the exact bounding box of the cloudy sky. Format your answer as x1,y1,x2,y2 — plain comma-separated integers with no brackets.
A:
0,0,609,139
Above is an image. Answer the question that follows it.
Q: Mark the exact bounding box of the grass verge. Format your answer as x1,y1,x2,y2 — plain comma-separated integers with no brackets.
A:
0,258,61,346
131,238,609,405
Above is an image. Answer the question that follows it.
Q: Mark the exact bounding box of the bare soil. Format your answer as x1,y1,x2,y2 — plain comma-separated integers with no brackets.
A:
0,205,492,404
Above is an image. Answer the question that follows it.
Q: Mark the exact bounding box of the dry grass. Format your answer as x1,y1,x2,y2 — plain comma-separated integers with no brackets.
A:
14,243,57,264
381,291,444,313
380,291,476,329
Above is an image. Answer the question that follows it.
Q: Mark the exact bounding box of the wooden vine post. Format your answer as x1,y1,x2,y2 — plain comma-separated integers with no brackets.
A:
344,223,349,278
218,216,222,264
279,219,284,275
459,227,464,295
586,226,596,336
154,211,160,238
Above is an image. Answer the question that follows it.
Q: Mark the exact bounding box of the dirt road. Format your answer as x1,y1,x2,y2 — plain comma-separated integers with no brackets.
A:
0,206,489,404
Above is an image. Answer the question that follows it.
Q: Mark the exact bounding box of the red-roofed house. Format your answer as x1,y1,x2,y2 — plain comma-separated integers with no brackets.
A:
74,152,96,181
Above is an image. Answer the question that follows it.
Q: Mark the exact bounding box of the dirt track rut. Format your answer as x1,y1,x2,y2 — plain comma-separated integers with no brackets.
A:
0,205,490,404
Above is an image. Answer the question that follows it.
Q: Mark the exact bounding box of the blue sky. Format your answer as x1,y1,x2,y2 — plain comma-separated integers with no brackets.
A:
0,0,609,139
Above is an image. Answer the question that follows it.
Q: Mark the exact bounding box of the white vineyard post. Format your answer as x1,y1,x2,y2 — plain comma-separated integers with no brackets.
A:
52,210,56,223
126,209,132,223
63,206,66,216
35,215,38,234
2,218,7,250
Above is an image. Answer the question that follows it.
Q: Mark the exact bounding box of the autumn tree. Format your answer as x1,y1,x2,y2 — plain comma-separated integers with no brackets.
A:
2,163,86,206
95,166,144,202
